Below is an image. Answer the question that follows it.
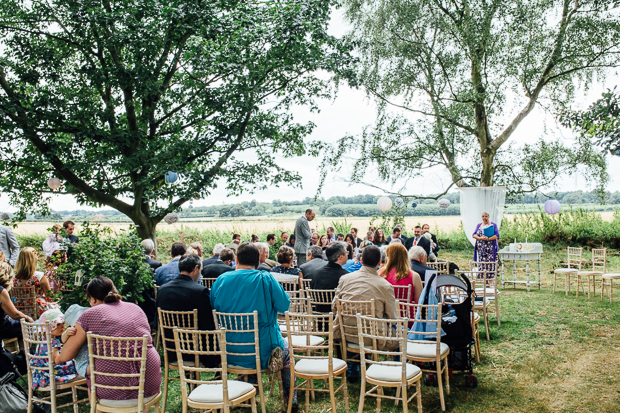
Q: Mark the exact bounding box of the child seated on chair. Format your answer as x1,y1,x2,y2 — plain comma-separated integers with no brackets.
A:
30,308,78,389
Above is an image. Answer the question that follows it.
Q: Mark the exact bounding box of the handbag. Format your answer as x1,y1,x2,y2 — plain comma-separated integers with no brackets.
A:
0,372,28,413
260,273,284,372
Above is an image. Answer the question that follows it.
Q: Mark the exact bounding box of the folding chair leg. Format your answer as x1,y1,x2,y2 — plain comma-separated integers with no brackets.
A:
251,395,258,413
256,370,266,413
401,385,408,413
72,386,78,413
444,358,450,395
484,313,490,341
305,378,311,413
342,373,349,412
416,380,422,413
329,376,337,413
437,362,446,411
495,299,500,327
357,380,366,413
287,375,296,413
161,364,169,413
376,386,382,413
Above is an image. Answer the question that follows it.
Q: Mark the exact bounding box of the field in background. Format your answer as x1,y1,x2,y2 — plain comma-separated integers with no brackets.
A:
13,211,618,236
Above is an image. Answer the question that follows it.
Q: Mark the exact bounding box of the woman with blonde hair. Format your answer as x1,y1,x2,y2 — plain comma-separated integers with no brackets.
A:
379,243,423,304
13,247,52,315
0,251,33,339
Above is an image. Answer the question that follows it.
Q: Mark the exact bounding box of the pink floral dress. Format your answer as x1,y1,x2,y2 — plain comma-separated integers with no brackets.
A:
30,337,78,389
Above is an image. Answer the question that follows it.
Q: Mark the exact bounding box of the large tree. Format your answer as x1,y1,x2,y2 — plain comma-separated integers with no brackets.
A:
0,0,349,241
329,0,619,199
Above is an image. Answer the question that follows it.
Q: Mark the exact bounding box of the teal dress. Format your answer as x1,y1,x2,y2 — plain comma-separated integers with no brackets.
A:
210,269,290,370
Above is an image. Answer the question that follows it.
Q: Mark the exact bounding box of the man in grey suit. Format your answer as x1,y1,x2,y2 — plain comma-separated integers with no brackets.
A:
299,245,326,279
294,209,315,266
0,225,19,266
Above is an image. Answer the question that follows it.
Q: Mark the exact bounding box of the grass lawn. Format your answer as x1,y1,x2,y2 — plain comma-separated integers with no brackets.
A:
47,247,620,412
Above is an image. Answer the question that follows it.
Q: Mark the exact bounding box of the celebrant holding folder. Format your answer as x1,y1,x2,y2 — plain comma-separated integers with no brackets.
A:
472,212,500,269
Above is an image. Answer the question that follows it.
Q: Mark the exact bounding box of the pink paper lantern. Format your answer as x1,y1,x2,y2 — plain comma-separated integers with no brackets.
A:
544,199,560,215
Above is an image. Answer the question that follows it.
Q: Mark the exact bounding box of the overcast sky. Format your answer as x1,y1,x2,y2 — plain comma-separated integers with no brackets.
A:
1,9,618,213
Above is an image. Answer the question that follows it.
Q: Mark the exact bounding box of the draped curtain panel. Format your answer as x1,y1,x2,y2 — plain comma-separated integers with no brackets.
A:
459,187,507,246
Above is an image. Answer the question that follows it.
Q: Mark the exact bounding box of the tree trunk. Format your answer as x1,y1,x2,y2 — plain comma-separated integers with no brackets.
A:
480,149,495,187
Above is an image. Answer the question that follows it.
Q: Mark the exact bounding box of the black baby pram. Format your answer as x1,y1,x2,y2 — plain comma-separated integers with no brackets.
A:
420,272,478,388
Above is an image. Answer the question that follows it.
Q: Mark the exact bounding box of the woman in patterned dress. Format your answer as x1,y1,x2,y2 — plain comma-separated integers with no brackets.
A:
472,211,500,274
270,246,303,283
0,254,33,340
55,277,161,406
13,247,53,316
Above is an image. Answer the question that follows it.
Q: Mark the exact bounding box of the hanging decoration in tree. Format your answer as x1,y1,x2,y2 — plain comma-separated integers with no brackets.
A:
411,201,418,208
438,198,451,209
394,197,404,207
47,177,61,190
165,171,178,184
0,213,9,221
164,212,180,224
544,199,561,215
74,269,84,287
377,196,393,211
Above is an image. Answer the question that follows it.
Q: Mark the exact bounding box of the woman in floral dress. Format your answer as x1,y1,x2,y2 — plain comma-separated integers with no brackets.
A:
472,211,500,275
13,247,54,316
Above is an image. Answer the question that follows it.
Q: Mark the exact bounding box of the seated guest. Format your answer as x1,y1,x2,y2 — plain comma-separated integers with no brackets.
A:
343,248,362,272
226,234,242,251
326,227,336,243
386,226,404,244
210,243,296,407
422,224,439,256
404,225,432,255
156,254,218,366
188,242,204,259
286,234,295,248
251,234,260,243
344,233,356,250
343,244,355,268
256,243,272,271
13,247,52,314
280,232,289,247
379,244,422,304
56,277,162,406
201,248,236,279
373,228,387,247
409,246,434,283
203,243,225,267
350,228,363,247
336,233,345,242
359,231,374,248
270,246,303,282
142,239,162,271
154,242,186,286
332,246,398,381
300,246,326,279
63,220,79,244
267,233,278,261
310,232,320,246
0,256,34,340
310,242,349,293
317,234,329,251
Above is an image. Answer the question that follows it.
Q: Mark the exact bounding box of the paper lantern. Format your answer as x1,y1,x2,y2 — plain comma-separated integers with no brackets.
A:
377,196,393,211
165,171,178,184
164,212,180,224
544,199,561,215
411,202,418,208
394,197,404,207
438,198,451,209
47,177,61,190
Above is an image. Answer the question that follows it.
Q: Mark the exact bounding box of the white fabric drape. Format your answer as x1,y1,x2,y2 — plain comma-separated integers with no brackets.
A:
459,187,507,246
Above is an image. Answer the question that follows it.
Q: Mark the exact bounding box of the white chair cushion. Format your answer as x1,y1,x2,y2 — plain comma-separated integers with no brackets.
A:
295,358,347,375
602,273,620,279
577,271,603,276
189,380,254,403
554,268,578,274
99,394,157,407
474,287,498,296
346,341,373,350
406,342,449,358
290,335,325,348
366,362,420,382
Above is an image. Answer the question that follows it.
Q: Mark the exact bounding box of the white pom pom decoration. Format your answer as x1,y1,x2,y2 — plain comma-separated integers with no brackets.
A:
394,197,404,207
164,212,180,224
0,213,9,221
438,198,451,209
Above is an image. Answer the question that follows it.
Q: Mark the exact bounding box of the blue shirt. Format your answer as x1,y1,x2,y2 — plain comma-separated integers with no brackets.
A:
154,257,181,286
210,269,290,370
344,261,362,272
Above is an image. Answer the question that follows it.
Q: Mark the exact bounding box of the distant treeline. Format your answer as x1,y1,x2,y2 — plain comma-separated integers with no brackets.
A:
21,189,620,221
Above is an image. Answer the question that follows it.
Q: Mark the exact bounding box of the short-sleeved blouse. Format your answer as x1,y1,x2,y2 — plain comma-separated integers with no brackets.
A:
77,301,161,400
270,266,301,282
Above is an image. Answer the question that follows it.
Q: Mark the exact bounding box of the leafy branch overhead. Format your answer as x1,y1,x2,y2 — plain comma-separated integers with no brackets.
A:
0,0,352,240
324,0,619,200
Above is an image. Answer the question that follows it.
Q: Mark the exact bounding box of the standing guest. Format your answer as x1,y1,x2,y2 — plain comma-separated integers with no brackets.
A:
63,221,79,244
55,277,162,406
287,234,295,248
256,243,272,271
404,226,432,256
0,253,33,340
226,234,242,251
472,211,500,269
189,242,204,259
0,223,19,267
326,227,336,243
294,209,315,266
156,254,218,366
350,228,363,247
422,224,439,256
202,249,236,279
310,232,320,246
360,231,374,248
203,243,225,267
270,246,303,282
332,246,398,381
154,242,187,286
141,239,162,271
336,233,345,242
373,228,388,247
210,243,296,408
409,246,434,283
318,234,330,251
13,247,52,315
379,244,422,304
299,246,326,279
